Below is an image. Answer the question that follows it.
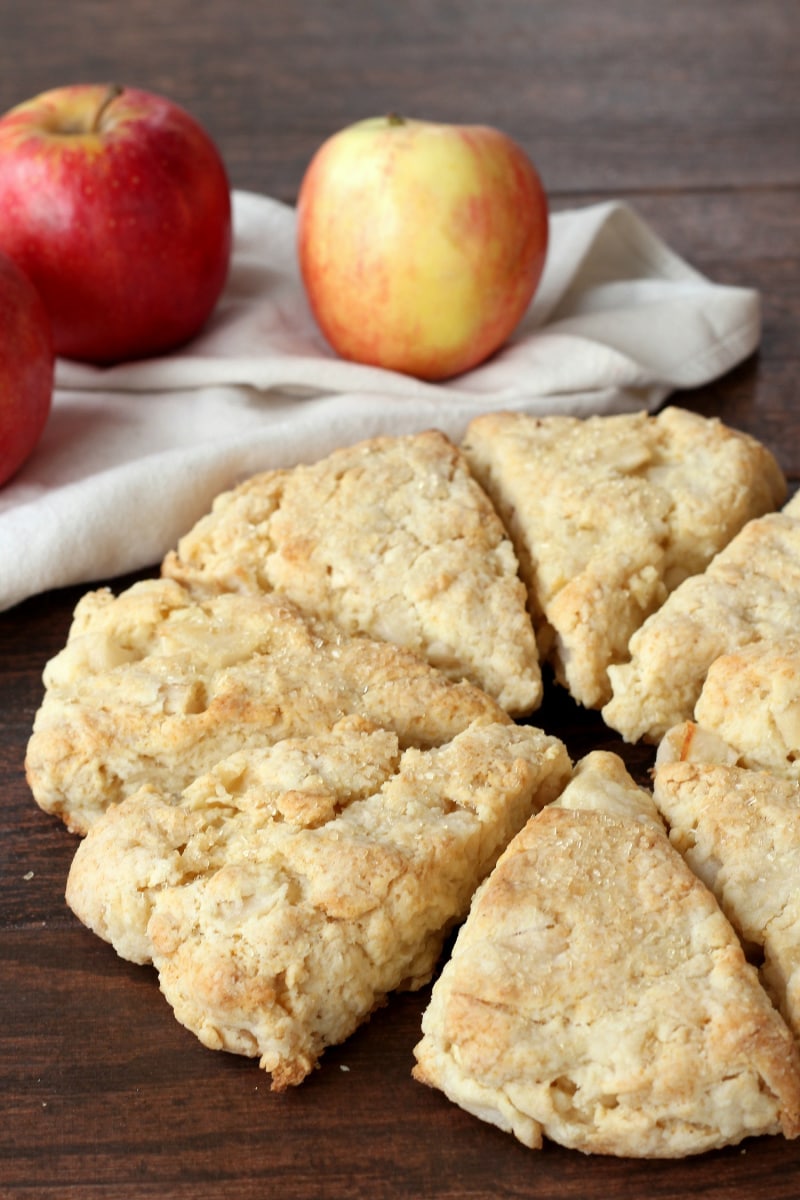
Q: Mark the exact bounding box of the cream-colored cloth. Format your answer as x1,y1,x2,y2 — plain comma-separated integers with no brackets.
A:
0,190,759,612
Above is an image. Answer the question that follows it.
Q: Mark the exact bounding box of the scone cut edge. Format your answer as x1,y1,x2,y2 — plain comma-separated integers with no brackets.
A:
461,406,786,713
161,429,543,716
67,718,572,1089
413,752,800,1157
26,576,514,835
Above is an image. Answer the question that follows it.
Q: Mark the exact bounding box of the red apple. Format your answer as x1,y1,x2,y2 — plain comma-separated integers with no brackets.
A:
0,84,232,364
297,114,549,382
0,250,53,486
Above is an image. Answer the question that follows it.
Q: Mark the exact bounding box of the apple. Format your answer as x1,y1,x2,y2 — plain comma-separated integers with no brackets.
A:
0,250,53,486
0,84,232,364
297,114,549,381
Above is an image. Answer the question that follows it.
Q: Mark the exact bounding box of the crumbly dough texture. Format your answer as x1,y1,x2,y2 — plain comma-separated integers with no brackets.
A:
26,577,512,835
461,406,785,710
162,429,541,715
66,718,572,1089
413,752,800,1157
654,759,800,1047
603,491,800,743
26,412,799,1153
690,644,800,781
655,720,740,772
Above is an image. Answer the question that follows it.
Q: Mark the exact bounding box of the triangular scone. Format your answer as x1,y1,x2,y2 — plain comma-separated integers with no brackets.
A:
655,639,800,781
66,718,571,1089
603,491,800,743
690,644,800,781
654,760,800,1045
461,406,785,710
656,720,740,771
26,578,512,835
161,430,541,715
552,749,664,829
413,752,800,1158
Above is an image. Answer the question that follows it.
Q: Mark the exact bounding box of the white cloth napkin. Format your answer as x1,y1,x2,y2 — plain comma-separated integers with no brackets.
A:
0,189,759,613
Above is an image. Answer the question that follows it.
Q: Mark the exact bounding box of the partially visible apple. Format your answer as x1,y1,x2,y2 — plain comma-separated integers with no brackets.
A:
0,251,53,486
297,114,549,381
0,84,232,364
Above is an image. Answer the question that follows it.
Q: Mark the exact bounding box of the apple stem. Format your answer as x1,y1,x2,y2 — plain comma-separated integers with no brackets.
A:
92,84,124,132
386,112,406,126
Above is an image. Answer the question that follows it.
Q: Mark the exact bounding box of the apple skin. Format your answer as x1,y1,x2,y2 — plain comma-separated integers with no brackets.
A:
0,251,53,486
0,84,232,364
297,115,549,381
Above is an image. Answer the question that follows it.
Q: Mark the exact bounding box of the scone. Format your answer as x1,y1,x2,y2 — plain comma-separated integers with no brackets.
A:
413,752,800,1158
549,748,664,829
461,406,785,710
603,491,800,743
654,758,800,1045
66,718,572,1089
655,720,740,772
26,577,512,835
691,644,800,781
162,429,541,715
654,638,800,781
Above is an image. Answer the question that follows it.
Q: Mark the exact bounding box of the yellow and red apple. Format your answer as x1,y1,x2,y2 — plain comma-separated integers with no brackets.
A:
0,251,53,486
0,84,232,365
297,115,549,381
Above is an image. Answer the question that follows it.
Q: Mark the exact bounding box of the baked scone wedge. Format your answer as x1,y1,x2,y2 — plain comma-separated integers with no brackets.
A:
26,577,512,835
65,717,572,1089
548,748,664,828
674,643,800,781
413,751,800,1158
162,429,541,715
654,758,800,1046
461,406,785,710
655,720,740,773
603,490,800,743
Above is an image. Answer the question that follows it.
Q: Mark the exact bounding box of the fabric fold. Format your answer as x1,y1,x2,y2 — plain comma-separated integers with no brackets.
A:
1,190,760,612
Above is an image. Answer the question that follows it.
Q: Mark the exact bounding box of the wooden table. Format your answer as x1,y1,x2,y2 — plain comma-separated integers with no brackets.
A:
2,2,799,1196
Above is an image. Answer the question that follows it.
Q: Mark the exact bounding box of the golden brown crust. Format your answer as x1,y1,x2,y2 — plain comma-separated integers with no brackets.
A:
604,496,800,743
28,415,800,1147
162,430,542,715
654,759,800,1047
690,644,800,780
66,719,572,1088
26,578,512,834
462,406,785,710
414,754,800,1156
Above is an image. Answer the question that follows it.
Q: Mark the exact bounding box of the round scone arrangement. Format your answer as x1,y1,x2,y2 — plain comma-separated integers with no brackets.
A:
26,411,800,1159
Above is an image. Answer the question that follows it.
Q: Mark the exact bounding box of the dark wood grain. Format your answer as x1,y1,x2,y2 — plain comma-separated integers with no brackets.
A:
2,0,799,204
2,2,800,1196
